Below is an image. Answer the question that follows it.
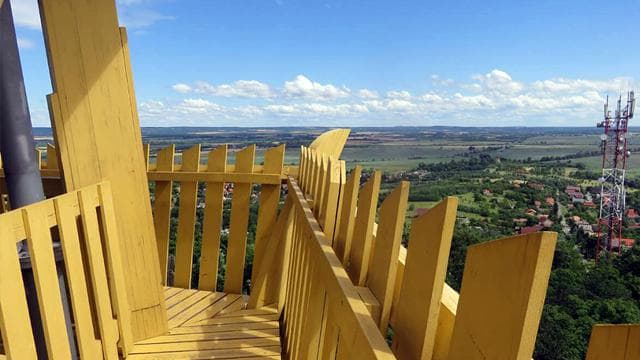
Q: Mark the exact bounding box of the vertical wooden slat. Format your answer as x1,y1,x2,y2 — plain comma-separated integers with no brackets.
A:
55,195,102,359
0,227,38,359
78,189,120,360
366,181,409,332
251,144,285,289
586,324,640,360
320,157,342,242
347,170,381,285
447,232,557,360
46,143,59,170
174,144,201,288
142,144,150,170
333,166,361,263
198,144,227,291
308,150,319,200
97,182,135,355
315,153,328,220
22,203,72,359
391,196,457,360
153,144,175,284
224,145,255,294
298,146,307,190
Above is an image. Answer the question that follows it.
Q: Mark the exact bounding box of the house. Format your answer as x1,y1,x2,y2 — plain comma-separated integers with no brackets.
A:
520,225,544,234
565,185,581,194
483,189,493,196
583,200,596,208
528,182,544,191
545,197,555,206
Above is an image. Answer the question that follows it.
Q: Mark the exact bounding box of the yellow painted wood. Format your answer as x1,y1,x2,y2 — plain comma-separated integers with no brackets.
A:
54,194,103,359
308,150,319,201
78,189,120,360
282,177,395,359
96,182,135,354
127,346,282,359
319,157,342,242
0,226,38,359
308,129,351,159
147,171,281,184
174,144,201,288
356,286,382,324
366,181,409,332
315,153,329,220
153,145,175,285
39,0,166,339
251,145,285,291
225,145,256,293
348,171,381,285
198,145,228,291
142,144,150,169
447,232,557,360
333,166,361,263
46,143,59,170
22,204,73,359
586,324,640,360
299,146,307,189
391,197,457,360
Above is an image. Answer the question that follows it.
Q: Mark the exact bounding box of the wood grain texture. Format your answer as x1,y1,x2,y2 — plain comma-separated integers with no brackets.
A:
174,145,201,288
39,0,166,339
198,145,228,291
153,144,175,285
225,145,255,293
391,197,457,360
447,232,557,360
586,324,640,360
348,171,381,285
333,166,361,263
366,181,409,332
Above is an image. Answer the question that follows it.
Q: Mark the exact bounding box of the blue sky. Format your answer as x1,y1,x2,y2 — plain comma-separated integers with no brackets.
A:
11,0,640,127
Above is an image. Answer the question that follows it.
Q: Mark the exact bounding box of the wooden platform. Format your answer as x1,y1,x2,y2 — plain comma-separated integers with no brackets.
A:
126,287,281,359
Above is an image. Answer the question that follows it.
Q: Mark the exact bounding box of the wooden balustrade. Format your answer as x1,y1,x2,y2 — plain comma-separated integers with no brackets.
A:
145,143,286,293
281,177,395,359
0,182,132,359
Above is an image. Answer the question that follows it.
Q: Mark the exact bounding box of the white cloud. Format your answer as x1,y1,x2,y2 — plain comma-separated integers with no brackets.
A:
17,37,35,49
171,83,192,93
472,69,524,94
386,90,412,100
357,89,379,99
283,75,350,100
11,0,41,29
193,80,275,98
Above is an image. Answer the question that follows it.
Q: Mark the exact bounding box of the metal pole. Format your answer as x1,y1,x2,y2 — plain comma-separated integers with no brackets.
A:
0,2,76,358
0,0,45,211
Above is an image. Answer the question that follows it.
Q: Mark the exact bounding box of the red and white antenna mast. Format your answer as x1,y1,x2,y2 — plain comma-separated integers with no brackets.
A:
596,91,635,259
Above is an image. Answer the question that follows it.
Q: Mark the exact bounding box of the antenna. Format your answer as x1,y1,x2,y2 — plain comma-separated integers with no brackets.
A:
596,90,635,260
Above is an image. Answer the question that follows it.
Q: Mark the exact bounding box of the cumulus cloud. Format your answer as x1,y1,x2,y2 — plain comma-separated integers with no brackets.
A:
283,75,350,100
144,70,634,126
11,0,41,29
17,37,35,49
357,89,379,99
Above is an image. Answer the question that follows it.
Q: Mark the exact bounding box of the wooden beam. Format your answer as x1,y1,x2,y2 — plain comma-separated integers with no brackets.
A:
587,324,640,360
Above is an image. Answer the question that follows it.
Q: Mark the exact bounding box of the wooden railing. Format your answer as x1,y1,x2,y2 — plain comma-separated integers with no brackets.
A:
297,143,559,359
280,177,395,359
144,143,287,293
0,182,132,359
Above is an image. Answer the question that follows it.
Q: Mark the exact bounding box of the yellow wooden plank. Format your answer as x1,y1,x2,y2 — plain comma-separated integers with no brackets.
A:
0,226,38,359
167,292,226,329
347,171,381,285
22,204,72,359
166,289,198,309
137,328,280,344
447,232,557,360
174,144,201,288
315,153,328,220
97,182,136,354
391,196,457,359
586,324,640,360
147,171,281,184
333,166,361,263
126,345,282,359
186,294,243,325
198,145,228,291
308,129,351,159
39,0,167,339
321,158,343,242
366,181,409,332
169,320,278,335
78,189,120,360
166,291,212,319
54,194,102,359
225,145,255,294
130,335,281,353
153,144,175,285
251,145,285,292
46,143,59,170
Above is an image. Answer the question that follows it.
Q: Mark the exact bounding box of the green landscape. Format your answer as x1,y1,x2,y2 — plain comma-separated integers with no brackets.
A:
38,125,640,360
